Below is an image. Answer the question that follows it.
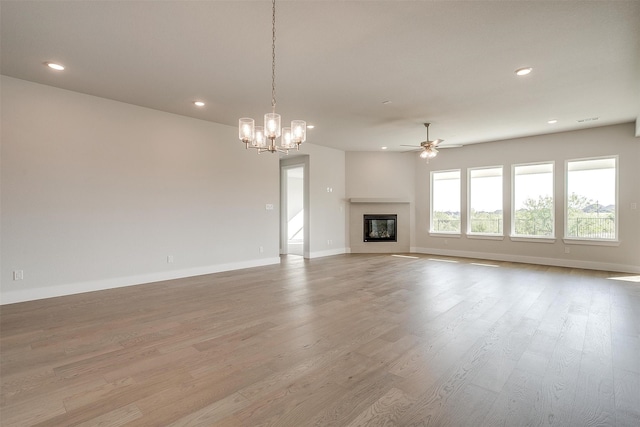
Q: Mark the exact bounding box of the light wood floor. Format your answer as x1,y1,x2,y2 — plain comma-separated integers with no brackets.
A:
1,254,639,426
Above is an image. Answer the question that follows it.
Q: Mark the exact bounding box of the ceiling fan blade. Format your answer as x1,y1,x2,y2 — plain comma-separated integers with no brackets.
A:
438,144,463,149
400,144,421,147
432,139,444,146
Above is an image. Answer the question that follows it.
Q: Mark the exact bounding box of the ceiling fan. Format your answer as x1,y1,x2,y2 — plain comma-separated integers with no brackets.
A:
401,123,460,161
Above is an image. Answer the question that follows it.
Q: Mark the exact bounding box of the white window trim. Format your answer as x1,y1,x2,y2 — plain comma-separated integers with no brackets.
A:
564,155,618,242
467,234,504,241
563,237,620,247
510,236,556,244
511,161,555,239
467,165,504,237
429,232,462,238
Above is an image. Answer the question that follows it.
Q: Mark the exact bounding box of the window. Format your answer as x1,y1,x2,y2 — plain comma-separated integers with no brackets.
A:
468,166,503,235
431,170,460,233
512,162,554,237
566,157,617,240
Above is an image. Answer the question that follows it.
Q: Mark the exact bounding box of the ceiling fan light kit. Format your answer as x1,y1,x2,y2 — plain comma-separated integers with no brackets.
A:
401,123,444,163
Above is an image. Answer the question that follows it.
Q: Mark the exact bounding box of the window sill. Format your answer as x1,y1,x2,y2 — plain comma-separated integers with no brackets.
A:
563,238,620,247
510,236,556,244
467,234,504,241
429,232,462,238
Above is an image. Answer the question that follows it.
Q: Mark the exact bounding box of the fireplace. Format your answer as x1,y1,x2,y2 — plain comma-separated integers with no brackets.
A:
363,214,397,242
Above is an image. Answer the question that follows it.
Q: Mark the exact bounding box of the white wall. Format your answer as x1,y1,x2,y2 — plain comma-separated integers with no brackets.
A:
1,76,281,304
345,151,416,250
293,143,347,258
413,123,639,272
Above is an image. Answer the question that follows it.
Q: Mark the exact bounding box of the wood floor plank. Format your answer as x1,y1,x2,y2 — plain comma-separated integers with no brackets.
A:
307,371,402,427
1,254,637,426
74,403,142,427
345,387,413,427
480,359,547,426
613,368,640,426
397,314,517,424
165,393,249,427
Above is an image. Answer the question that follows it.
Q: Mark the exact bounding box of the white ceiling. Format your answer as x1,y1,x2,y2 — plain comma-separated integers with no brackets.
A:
1,1,638,151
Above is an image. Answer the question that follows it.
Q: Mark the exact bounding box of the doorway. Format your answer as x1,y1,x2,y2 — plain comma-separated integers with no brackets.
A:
280,157,308,257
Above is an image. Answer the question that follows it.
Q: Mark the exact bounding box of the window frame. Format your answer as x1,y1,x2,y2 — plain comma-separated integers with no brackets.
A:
564,155,619,244
467,165,504,238
510,161,556,241
430,169,461,235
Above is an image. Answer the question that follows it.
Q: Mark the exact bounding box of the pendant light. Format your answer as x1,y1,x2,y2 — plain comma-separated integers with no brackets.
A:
238,0,306,154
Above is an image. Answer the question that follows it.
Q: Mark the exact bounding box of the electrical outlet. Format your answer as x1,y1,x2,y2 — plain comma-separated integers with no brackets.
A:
167,255,174,263
259,246,264,253
632,202,638,210
265,204,274,210
13,270,24,280
564,247,570,254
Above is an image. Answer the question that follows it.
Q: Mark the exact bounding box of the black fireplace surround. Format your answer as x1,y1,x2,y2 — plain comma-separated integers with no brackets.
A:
363,214,397,242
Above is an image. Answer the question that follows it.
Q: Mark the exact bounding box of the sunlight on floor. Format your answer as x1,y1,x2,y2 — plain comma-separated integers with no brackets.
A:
428,258,459,263
607,275,640,282
471,262,500,268
391,254,420,259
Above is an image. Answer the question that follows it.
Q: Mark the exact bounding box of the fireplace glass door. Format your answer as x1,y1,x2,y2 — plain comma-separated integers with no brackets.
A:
363,214,397,242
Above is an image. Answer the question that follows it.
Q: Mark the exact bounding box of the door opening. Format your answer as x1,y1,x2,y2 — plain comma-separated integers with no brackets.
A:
281,164,305,257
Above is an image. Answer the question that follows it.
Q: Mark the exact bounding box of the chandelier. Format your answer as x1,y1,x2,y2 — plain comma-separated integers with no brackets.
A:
238,0,306,154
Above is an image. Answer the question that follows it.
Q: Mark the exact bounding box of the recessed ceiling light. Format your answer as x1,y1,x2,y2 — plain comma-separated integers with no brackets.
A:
381,147,388,150
547,119,558,124
45,62,65,71
515,67,532,76
193,101,205,107
307,125,315,129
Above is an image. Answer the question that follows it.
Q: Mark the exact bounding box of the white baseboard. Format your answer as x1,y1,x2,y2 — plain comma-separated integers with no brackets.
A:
1,257,281,305
307,248,347,259
411,247,640,274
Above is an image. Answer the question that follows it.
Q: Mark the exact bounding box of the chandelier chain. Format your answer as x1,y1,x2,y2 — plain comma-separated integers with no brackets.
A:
271,0,276,110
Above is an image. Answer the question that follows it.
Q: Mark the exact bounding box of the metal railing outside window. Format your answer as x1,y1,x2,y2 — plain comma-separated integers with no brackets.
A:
567,216,615,239
469,218,502,234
